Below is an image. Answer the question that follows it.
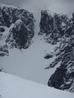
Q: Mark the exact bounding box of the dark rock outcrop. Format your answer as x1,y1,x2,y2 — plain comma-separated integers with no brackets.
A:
44,53,53,59
40,10,74,93
0,5,34,51
6,19,31,49
39,10,70,44
47,22,74,92
0,44,9,56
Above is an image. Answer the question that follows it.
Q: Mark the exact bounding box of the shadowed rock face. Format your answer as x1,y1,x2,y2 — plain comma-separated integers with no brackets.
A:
39,10,72,44
0,5,34,28
0,44,9,56
6,19,31,49
39,10,54,35
0,5,34,56
40,10,74,92
48,66,67,89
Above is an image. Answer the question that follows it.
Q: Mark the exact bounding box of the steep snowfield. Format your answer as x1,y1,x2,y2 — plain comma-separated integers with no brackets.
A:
0,72,74,98
2,35,58,85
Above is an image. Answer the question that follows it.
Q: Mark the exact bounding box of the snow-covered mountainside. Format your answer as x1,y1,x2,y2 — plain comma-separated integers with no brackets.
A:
40,10,74,92
0,4,34,53
0,72,74,98
0,4,74,93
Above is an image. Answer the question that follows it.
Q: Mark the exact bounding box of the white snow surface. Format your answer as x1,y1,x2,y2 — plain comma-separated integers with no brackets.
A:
2,35,59,85
0,72,74,98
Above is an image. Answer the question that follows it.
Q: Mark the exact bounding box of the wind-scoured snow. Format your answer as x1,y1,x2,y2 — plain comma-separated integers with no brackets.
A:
0,72,74,98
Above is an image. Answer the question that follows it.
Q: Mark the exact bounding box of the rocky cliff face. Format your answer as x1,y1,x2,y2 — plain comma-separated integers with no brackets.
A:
40,10,74,93
39,10,71,44
48,36,74,92
0,5,34,56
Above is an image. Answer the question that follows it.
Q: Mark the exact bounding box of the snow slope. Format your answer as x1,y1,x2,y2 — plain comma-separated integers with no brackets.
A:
0,72,74,98
2,36,58,85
